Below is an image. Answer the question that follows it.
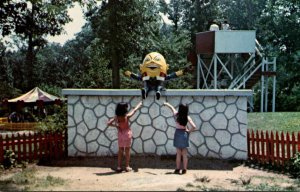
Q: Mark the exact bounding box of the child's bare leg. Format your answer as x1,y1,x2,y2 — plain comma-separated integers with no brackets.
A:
118,147,124,169
176,148,182,170
182,148,188,170
125,147,131,167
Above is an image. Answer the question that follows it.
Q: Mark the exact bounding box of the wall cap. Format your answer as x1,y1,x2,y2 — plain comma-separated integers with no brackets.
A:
62,89,253,97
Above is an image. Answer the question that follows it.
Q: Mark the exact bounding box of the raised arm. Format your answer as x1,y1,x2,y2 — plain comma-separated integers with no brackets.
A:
127,101,143,118
163,102,177,115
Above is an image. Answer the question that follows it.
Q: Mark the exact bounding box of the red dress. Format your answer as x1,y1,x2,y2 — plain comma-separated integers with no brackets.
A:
116,117,132,148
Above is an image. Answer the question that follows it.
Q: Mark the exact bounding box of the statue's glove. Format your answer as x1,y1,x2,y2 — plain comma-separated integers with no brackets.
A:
175,70,184,77
124,71,132,77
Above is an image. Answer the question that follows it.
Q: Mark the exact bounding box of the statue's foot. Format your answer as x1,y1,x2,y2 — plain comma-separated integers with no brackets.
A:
156,91,161,100
141,89,146,100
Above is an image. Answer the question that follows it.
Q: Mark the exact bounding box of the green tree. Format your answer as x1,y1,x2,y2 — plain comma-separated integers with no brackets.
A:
0,0,75,90
258,0,300,111
88,0,160,88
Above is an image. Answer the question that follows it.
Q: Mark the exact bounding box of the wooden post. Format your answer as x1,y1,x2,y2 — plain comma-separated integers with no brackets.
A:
286,132,291,161
0,135,3,163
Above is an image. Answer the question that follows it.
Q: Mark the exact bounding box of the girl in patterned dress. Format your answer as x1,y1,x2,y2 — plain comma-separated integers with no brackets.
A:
107,101,142,172
163,102,196,174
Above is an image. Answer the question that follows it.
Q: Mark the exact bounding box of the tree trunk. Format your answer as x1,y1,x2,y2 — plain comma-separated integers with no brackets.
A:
25,31,34,91
111,49,120,88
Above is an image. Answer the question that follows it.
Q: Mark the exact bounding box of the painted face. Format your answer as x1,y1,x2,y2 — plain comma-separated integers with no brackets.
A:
140,52,169,77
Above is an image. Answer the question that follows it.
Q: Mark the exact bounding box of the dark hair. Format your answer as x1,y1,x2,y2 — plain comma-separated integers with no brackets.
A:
176,104,188,126
115,102,128,116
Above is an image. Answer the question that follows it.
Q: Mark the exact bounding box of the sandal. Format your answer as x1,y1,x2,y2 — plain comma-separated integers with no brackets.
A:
125,167,132,172
116,167,123,173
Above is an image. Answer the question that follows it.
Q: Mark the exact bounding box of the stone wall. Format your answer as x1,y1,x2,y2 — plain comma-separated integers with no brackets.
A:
62,89,252,160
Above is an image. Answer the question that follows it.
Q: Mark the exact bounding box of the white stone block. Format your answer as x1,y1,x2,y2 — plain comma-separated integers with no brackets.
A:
77,122,88,136
144,139,156,153
81,96,99,109
97,132,111,147
231,134,247,151
216,102,226,112
86,129,100,142
228,118,239,133
149,103,160,119
132,138,143,154
189,102,204,113
141,126,155,140
225,104,237,119
153,130,167,145
94,105,105,117
87,141,99,153
153,116,167,131
220,145,236,159
211,114,228,130
74,103,84,124
201,122,215,136
215,130,231,145
206,137,220,153
200,107,216,121
74,135,86,152
203,96,218,107
84,109,97,129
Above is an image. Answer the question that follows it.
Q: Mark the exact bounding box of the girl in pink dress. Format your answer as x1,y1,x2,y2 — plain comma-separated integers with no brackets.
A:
107,101,142,172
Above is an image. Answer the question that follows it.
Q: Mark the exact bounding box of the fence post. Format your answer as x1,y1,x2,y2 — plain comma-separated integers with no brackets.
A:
286,132,291,161
34,133,37,160
270,131,274,164
260,130,265,164
275,131,280,165
22,132,26,162
0,135,3,163
28,132,32,162
17,133,21,162
255,130,260,163
280,132,285,166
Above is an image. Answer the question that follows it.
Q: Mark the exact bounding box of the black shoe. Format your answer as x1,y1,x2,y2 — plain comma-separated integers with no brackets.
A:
181,169,187,174
141,89,146,99
174,169,180,174
156,91,161,100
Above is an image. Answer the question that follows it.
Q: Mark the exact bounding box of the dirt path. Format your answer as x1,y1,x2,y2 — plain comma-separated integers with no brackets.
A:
1,156,298,191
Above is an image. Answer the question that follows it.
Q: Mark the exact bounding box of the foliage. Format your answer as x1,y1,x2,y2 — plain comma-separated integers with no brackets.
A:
88,0,160,88
288,152,300,178
2,150,16,169
0,0,76,90
0,0,300,111
0,82,22,101
37,104,67,133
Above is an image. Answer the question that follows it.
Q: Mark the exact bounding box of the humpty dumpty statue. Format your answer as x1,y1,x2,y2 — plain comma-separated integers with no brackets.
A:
124,52,188,100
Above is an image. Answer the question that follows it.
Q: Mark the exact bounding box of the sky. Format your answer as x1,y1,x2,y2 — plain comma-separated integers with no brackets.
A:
47,3,172,45
47,3,86,45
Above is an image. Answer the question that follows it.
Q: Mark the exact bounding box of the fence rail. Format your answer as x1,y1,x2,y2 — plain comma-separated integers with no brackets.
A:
0,122,39,131
0,132,66,164
247,129,300,166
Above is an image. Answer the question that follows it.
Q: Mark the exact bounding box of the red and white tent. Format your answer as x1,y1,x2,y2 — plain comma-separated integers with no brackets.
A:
8,87,60,103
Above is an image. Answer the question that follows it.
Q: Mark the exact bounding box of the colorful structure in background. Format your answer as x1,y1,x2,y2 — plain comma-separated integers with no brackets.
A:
195,30,276,112
1,87,63,123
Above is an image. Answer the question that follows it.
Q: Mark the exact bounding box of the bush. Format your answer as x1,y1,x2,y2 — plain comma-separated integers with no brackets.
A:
2,149,17,169
288,152,300,178
37,104,67,133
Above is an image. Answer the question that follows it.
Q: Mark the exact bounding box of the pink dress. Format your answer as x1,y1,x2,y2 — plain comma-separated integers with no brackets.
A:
116,117,132,148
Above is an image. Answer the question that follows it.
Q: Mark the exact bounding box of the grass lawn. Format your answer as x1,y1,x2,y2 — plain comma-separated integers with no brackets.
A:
248,112,300,132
